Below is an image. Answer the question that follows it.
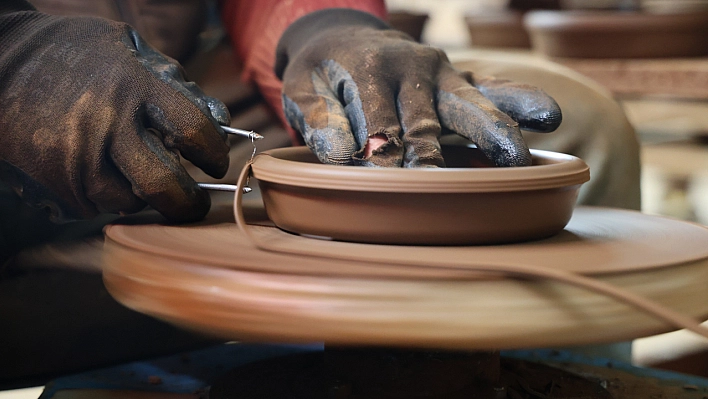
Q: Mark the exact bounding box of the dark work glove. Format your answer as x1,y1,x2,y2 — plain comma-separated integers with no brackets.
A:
0,2,230,223
275,9,561,168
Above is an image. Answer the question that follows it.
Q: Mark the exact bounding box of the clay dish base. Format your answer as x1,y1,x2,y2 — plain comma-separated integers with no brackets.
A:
103,197,708,350
251,146,589,245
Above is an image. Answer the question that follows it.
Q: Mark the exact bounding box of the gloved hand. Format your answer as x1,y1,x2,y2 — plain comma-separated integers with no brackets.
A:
275,9,562,168
0,2,230,223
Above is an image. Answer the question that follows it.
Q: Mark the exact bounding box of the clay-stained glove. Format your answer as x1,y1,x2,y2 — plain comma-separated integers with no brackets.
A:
275,9,562,168
0,1,230,223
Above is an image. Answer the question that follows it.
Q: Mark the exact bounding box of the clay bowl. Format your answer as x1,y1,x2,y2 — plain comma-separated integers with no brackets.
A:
249,143,589,245
524,10,708,58
465,11,532,49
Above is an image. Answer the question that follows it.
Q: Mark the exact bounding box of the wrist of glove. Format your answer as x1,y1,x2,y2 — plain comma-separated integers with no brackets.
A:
0,0,34,13
0,8,230,223
276,9,561,168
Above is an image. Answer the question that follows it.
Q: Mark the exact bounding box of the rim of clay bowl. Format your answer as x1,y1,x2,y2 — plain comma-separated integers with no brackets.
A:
251,147,589,193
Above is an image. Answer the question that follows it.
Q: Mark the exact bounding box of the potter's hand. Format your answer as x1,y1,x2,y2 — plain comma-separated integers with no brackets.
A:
276,9,561,168
0,3,230,223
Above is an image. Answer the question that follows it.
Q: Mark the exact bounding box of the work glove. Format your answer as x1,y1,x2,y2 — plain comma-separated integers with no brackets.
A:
0,2,230,223
275,9,562,168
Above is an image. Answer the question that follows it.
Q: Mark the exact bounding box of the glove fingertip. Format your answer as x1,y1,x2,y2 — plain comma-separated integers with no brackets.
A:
207,97,231,127
161,186,212,223
522,103,562,133
200,143,231,179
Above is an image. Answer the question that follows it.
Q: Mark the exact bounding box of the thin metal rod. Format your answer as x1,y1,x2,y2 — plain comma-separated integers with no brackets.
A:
198,183,251,193
221,125,264,141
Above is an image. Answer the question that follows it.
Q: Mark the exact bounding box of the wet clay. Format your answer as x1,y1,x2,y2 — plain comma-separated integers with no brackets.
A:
249,146,589,245
103,200,708,350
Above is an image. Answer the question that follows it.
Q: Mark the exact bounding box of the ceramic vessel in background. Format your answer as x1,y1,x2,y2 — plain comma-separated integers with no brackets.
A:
641,0,708,13
524,10,708,58
465,10,531,48
561,0,641,10
387,11,429,42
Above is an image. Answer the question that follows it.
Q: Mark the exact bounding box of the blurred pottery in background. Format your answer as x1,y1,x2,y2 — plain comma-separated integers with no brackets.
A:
524,10,708,58
641,0,708,13
465,10,531,48
560,0,641,10
387,11,429,42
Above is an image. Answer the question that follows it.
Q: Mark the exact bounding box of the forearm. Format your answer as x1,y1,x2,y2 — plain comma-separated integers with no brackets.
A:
220,0,387,139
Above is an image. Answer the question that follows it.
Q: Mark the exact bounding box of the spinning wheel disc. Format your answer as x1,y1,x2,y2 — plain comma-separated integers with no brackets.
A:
103,200,708,349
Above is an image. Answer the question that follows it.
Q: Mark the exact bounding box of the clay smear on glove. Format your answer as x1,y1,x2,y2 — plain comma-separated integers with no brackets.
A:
353,131,404,168
363,134,389,157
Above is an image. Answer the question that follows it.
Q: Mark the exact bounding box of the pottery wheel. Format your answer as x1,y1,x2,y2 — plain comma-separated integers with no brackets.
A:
102,195,708,350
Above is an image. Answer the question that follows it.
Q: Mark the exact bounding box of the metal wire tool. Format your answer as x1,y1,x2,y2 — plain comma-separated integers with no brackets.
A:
197,126,263,194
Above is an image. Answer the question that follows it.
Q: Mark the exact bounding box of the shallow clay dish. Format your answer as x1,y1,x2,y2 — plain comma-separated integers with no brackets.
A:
524,10,708,58
250,145,589,245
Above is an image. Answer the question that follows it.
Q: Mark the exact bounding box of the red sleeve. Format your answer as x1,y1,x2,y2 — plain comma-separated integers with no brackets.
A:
220,0,387,142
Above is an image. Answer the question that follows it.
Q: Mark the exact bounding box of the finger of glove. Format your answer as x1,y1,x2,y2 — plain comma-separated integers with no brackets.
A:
320,60,404,168
147,95,230,179
397,80,444,168
84,161,147,215
181,81,231,127
110,127,211,222
474,76,562,133
125,29,231,133
437,69,532,167
0,160,99,223
283,69,358,165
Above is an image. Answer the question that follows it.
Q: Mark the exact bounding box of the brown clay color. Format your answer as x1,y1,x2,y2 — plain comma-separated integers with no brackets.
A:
524,10,708,58
103,202,708,349
251,146,589,245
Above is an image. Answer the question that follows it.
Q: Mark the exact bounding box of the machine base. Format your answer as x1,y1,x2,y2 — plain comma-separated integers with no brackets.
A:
209,349,612,399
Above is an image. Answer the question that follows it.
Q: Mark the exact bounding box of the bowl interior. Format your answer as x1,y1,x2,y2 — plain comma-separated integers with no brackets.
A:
252,141,589,195
263,142,571,168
